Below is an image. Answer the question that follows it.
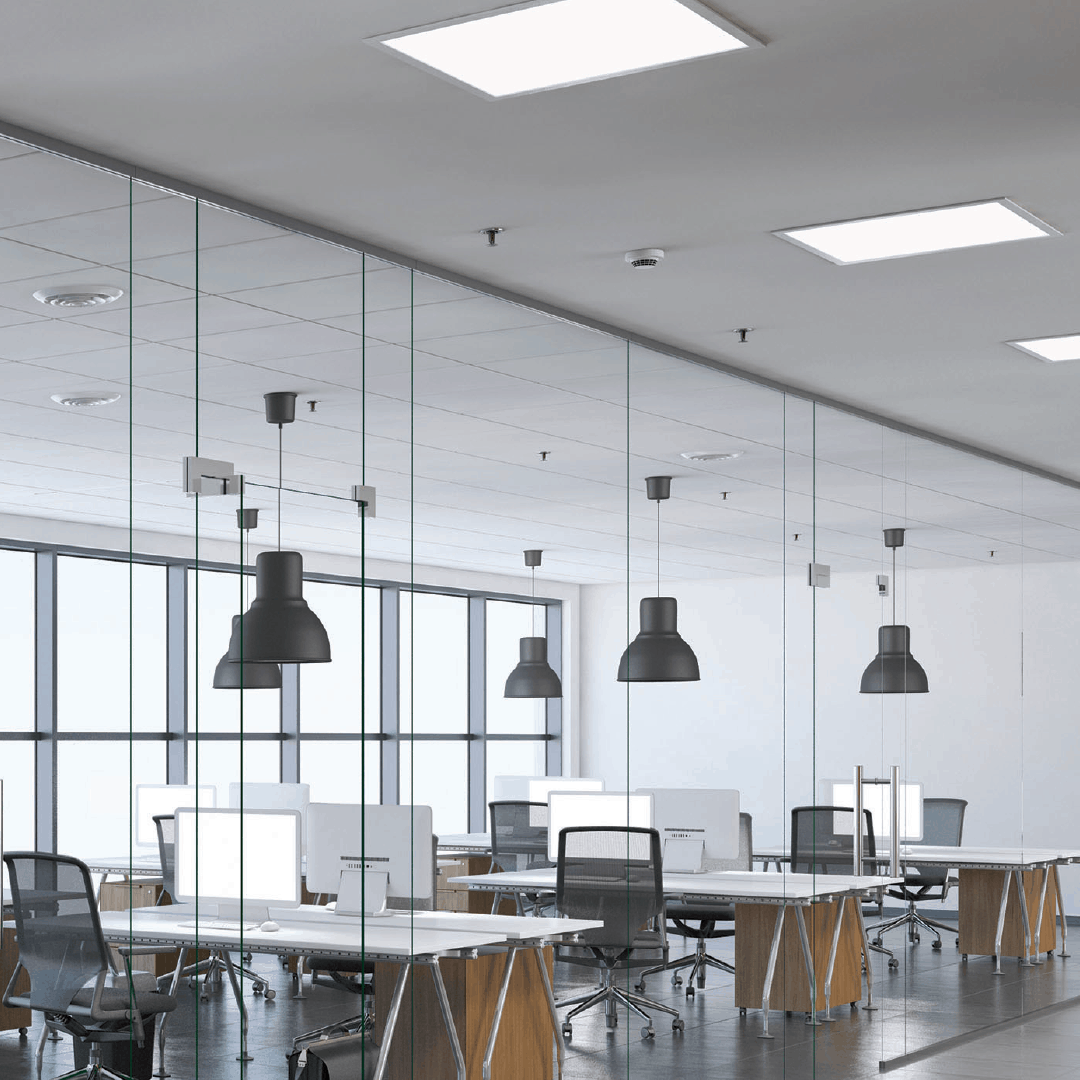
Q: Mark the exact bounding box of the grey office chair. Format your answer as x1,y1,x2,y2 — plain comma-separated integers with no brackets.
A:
153,814,274,1001
636,812,752,999
3,851,177,1080
488,800,554,916
791,805,898,969
868,798,967,949
554,826,684,1041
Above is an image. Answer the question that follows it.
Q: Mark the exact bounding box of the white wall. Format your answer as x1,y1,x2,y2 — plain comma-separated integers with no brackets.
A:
580,559,1080,912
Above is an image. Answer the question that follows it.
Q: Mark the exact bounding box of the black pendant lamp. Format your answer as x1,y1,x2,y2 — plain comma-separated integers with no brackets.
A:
617,476,700,682
504,549,562,699
214,508,282,689
232,392,331,665
859,528,929,694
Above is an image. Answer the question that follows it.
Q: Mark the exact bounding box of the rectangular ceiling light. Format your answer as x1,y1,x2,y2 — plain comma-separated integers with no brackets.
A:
775,199,1059,265
370,0,760,99
1007,334,1080,363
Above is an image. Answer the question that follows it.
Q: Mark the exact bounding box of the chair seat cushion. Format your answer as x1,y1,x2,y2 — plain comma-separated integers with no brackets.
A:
70,987,177,1016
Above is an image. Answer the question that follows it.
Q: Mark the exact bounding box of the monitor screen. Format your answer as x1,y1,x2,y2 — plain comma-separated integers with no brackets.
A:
135,784,216,848
228,782,310,852
821,780,924,842
639,788,740,866
547,792,653,860
174,808,302,913
305,803,434,901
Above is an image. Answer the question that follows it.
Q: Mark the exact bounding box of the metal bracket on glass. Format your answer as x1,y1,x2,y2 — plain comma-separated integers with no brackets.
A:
351,484,377,518
182,456,244,496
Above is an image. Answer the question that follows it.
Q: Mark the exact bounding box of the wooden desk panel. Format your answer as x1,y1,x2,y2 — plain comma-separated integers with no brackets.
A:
374,948,554,1080
734,899,862,1013
0,926,31,1033
958,866,1057,957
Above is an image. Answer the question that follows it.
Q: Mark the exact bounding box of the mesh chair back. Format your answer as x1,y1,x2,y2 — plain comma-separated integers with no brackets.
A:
556,826,663,947
703,812,753,873
904,798,967,886
489,801,552,872
3,852,110,1012
791,806,876,875
154,814,176,900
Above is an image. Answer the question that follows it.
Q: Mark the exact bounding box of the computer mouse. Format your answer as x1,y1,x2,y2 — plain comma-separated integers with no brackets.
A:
259,920,280,933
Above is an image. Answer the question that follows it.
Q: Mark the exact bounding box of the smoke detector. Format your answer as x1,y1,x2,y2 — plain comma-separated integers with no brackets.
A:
51,391,122,408
624,248,664,269
680,450,745,462
33,285,123,309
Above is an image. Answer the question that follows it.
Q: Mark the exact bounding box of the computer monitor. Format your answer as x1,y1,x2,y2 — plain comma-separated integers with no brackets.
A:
637,788,740,872
134,784,216,848
820,779,924,842
492,775,604,801
174,807,302,925
547,792,653,861
228,782,310,852
305,803,434,906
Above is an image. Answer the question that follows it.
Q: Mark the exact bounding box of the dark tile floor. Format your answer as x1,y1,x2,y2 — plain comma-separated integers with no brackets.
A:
4,917,1080,1079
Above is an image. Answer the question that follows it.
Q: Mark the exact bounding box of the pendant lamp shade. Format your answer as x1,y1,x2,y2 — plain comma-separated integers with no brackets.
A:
504,636,562,698
859,625,929,694
234,550,331,664
213,616,282,689
617,596,700,682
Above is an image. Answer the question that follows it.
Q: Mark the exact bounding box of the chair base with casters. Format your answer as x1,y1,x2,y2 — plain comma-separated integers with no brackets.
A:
187,950,274,1002
636,913,735,999
868,890,959,950
558,964,684,1041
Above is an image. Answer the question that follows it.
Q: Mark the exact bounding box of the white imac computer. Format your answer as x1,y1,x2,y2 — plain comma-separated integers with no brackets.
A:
306,803,434,916
546,791,653,861
174,807,302,928
637,788,740,873
229,782,311,852
821,779,924,842
493,776,604,801
134,784,216,848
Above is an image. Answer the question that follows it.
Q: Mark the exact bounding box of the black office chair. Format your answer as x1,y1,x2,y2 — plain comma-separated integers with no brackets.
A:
554,826,683,1041
868,797,967,949
636,812,752,999
791,805,897,968
488,800,554,916
3,851,177,1080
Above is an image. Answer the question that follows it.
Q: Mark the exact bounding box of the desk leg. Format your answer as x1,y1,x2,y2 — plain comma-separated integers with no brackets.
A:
533,944,564,1080
1054,867,1070,957
221,951,253,1062
427,958,466,1080
794,907,821,1026
482,945,518,1080
152,946,187,1078
853,900,876,1011
292,954,307,999
821,900,845,1022
373,962,410,1080
1031,868,1050,965
993,872,1011,975
1015,870,1034,968
758,904,786,1040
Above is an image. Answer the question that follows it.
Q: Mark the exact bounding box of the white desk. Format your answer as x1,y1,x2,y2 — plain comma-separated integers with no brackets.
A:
451,868,900,1037
98,904,598,1080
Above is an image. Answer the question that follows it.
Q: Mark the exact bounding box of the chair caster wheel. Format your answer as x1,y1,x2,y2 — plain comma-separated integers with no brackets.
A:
686,986,694,999
871,937,881,947
913,934,920,944
671,975,682,987
265,989,276,1001
636,981,646,992
200,993,209,1003
562,1024,572,1040
672,1019,685,1033
18,1028,26,1036
932,940,942,950
739,1008,747,1016
962,954,968,961
253,983,264,995
641,1026,655,1040
888,959,899,969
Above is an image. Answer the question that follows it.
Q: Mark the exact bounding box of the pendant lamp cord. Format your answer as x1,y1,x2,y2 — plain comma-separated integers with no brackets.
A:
277,423,283,551
892,544,897,625
656,499,661,596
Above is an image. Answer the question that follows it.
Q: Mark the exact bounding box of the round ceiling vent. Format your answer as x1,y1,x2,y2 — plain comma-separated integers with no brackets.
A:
51,392,122,408
624,248,665,269
680,450,745,462
33,285,123,309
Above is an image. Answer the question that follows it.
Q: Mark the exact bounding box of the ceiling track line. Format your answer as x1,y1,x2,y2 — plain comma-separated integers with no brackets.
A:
1,116,1079,493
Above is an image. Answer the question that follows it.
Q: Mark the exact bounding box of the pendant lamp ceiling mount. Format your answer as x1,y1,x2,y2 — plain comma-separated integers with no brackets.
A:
264,391,297,426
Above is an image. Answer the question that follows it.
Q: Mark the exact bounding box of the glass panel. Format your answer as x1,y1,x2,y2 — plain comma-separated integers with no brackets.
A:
0,744,34,887
0,549,34,731
57,557,166,732
187,738,280,808
486,599,546,735
300,739,380,803
399,591,468,733
485,740,547,824
400,740,468,834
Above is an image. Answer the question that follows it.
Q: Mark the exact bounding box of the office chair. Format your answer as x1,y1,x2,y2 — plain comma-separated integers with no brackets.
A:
636,812,752,999
790,805,898,969
153,814,274,1001
867,797,967,949
3,851,177,1080
554,826,684,1040
488,800,554,916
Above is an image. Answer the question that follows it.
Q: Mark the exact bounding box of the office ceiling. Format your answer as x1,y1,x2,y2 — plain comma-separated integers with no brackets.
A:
0,2,1078,583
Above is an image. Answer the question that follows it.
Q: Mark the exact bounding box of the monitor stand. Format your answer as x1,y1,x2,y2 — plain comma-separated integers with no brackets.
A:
663,839,706,874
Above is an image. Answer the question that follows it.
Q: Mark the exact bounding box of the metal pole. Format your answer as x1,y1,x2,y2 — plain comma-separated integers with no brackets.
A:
890,764,900,877
853,765,864,877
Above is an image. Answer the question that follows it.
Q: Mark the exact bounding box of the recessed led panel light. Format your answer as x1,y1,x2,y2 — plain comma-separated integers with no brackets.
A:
370,0,760,99
1007,334,1080,364
775,199,1059,265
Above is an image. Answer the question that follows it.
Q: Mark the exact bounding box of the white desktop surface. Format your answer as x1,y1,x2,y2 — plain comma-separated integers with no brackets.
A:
894,846,1080,869
437,833,492,853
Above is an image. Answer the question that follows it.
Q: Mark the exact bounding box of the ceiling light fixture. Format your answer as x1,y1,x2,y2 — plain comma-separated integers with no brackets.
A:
860,529,929,694
775,199,1058,265
625,248,665,269
50,392,122,408
680,450,744,462
617,476,700,682
1006,333,1080,364
371,0,760,99
33,285,123,309
504,549,563,699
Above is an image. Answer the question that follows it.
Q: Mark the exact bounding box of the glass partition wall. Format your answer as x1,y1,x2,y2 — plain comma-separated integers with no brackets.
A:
1,130,1079,1077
